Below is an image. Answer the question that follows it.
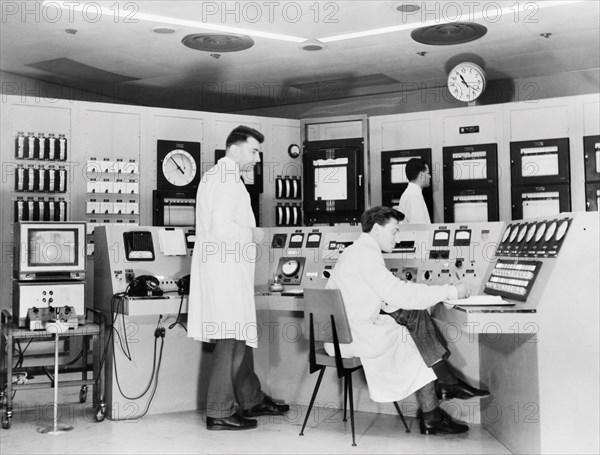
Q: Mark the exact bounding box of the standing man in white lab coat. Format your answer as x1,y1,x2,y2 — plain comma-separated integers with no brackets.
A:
326,206,472,435
188,125,288,431
395,158,431,223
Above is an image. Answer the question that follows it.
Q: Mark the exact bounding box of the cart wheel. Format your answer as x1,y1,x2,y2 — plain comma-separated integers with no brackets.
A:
79,386,88,403
95,408,105,423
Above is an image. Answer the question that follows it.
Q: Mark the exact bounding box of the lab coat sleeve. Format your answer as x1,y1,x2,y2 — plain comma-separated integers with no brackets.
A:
360,250,456,311
209,174,253,244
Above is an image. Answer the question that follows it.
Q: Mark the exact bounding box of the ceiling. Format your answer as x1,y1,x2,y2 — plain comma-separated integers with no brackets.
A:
1,1,599,115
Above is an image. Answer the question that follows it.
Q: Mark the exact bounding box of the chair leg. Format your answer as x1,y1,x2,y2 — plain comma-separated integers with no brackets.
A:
347,373,357,446
299,367,326,436
393,401,411,433
342,375,348,422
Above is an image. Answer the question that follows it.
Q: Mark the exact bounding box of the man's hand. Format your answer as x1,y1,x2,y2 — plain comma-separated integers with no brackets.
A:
455,283,471,299
252,227,265,243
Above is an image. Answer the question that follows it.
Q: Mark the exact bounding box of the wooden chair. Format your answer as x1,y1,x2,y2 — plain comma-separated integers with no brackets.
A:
299,288,410,446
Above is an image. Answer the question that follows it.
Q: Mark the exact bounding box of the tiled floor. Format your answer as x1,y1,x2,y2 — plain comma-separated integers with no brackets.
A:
1,390,510,455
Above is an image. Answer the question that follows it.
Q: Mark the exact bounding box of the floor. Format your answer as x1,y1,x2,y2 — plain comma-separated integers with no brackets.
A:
1,386,510,455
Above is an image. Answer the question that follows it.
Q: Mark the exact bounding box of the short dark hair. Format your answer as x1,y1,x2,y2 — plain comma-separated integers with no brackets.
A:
226,125,264,149
405,158,428,182
361,206,405,233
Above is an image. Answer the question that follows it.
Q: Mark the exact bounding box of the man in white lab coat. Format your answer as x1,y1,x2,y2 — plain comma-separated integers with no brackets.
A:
326,206,472,434
188,126,288,431
395,158,431,223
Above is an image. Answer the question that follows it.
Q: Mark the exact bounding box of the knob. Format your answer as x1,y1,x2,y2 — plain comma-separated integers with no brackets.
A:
405,271,413,281
323,270,331,278
424,271,431,280
455,259,463,268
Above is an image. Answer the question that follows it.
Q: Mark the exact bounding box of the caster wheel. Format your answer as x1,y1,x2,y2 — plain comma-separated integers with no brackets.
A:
1,412,10,429
95,409,105,422
79,386,88,403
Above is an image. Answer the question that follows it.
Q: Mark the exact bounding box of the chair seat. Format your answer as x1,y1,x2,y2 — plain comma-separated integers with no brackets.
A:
314,346,362,369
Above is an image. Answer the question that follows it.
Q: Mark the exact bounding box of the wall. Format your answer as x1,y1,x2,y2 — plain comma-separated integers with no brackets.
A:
0,95,300,312
369,93,600,222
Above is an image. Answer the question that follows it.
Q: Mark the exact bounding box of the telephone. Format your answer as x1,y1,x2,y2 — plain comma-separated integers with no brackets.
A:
128,275,163,297
176,275,190,295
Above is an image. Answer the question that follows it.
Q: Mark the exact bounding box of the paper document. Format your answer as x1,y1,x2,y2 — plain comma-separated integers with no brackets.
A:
444,295,514,307
157,228,187,256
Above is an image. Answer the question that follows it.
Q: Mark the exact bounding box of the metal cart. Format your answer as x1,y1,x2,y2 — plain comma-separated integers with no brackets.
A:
0,308,106,429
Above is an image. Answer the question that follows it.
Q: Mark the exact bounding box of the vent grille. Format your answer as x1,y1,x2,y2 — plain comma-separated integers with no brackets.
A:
182,34,254,52
411,22,487,45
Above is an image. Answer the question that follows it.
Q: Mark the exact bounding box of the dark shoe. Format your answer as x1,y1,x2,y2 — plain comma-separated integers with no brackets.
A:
206,412,257,431
435,379,490,400
420,408,469,435
242,395,290,417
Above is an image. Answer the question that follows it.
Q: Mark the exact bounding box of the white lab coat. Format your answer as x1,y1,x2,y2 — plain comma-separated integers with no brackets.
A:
395,182,431,224
187,157,259,348
326,233,457,402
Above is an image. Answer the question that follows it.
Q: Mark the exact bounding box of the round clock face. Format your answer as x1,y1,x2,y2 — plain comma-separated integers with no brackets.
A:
447,62,487,102
281,259,300,277
162,149,197,187
288,144,301,158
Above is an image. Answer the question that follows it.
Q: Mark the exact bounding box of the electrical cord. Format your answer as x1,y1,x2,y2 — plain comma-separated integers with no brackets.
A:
168,294,187,332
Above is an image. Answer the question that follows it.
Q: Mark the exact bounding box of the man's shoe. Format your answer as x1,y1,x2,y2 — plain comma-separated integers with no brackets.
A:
206,412,257,431
242,395,290,417
420,408,469,435
435,379,490,400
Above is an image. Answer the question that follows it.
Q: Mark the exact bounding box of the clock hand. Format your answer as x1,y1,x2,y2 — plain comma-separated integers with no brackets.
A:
170,156,185,174
459,74,469,87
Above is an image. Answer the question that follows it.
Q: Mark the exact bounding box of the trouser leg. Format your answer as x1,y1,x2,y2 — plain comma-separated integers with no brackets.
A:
414,381,438,414
386,309,449,366
205,339,247,419
235,344,264,411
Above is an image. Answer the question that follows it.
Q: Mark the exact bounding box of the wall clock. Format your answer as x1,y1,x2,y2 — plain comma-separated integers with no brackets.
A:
447,62,487,103
157,140,201,191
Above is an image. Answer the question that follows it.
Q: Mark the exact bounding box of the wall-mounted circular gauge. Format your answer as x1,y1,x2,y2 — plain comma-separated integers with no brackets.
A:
534,222,547,242
517,224,528,243
525,223,537,243
281,259,300,277
555,219,570,241
544,221,557,242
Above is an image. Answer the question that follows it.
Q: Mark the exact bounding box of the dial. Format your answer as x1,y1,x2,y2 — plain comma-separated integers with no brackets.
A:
161,149,197,187
501,226,512,243
281,259,300,277
525,223,537,243
544,221,557,242
288,144,301,158
534,222,547,242
555,219,570,241
517,224,528,243
447,62,487,102
509,224,519,243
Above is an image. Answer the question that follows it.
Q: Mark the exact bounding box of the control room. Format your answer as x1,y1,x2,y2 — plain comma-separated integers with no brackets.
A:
0,1,598,454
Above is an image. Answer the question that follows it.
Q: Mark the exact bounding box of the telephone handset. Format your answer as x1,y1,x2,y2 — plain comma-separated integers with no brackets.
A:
128,275,163,297
176,275,190,295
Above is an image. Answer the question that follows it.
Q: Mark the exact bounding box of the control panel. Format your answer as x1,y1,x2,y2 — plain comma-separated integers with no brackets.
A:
13,281,85,327
26,305,78,331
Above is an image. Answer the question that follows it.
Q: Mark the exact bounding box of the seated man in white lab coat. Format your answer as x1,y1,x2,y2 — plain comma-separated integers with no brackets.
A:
326,206,485,435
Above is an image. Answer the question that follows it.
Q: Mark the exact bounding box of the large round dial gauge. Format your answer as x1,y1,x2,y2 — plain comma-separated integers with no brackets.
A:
534,222,547,242
281,259,300,277
555,219,569,241
544,221,557,242
161,149,197,187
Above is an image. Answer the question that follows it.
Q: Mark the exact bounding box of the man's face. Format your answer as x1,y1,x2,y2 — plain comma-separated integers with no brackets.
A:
373,218,400,253
234,137,261,172
420,164,432,188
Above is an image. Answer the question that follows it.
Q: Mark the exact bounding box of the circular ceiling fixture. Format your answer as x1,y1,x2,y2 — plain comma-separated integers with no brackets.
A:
153,26,177,34
182,33,254,52
395,3,420,13
411,22,487,45
299,38,326,51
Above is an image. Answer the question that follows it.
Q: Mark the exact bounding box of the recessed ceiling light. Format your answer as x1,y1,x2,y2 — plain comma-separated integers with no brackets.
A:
182,34,254,52
300,39,326,51
152,26,177,34
395,3,420,13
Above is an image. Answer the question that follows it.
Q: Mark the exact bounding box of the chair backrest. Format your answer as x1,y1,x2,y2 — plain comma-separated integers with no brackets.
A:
303,288,353,344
